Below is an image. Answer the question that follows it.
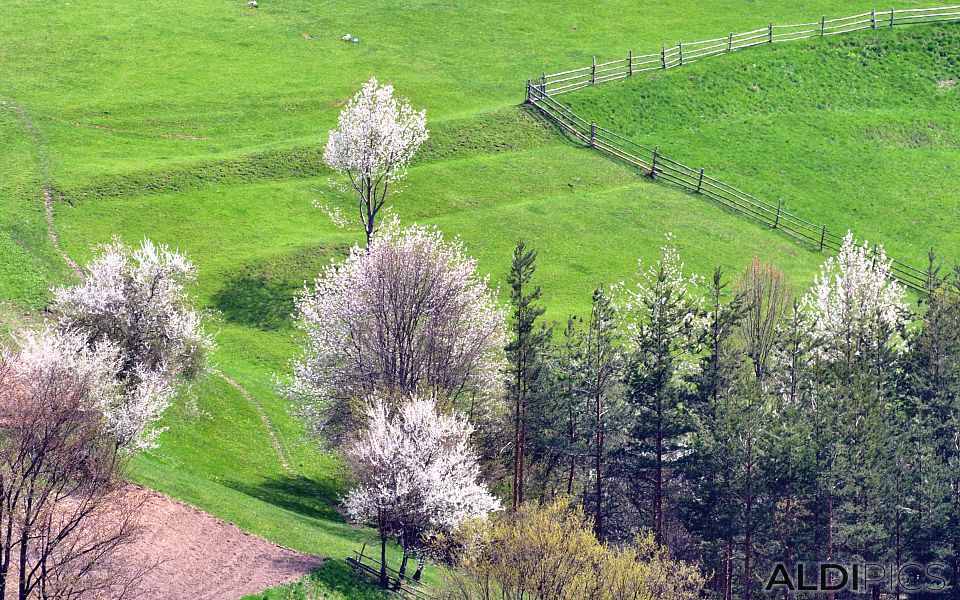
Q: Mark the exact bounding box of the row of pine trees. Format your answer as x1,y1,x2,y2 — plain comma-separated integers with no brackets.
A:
499,239,960,599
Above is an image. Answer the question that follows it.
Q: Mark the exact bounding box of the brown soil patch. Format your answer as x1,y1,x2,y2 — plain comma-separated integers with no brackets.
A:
114,486,323,600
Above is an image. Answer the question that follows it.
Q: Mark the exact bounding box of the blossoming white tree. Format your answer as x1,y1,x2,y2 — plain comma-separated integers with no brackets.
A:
286,220,506,444
51,238,211,450
8,329,122,414
800,232,909,363
0,329,144,598
344,394,500,588
324,77,428,245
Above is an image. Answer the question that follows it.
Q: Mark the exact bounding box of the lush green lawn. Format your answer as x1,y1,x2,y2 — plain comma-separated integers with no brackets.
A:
562,24,960,270
0,1,951,596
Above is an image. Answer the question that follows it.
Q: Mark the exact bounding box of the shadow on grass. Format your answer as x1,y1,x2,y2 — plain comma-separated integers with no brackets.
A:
211,272,296,331
225,472,347,523
211,242,352,331
244,559,388,600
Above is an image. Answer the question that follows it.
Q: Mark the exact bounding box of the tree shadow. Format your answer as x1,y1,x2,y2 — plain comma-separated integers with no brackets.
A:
225,472,346,523
211,272,296,331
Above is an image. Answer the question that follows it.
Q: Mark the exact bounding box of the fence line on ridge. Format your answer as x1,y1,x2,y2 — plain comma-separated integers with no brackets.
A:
524,5,960,292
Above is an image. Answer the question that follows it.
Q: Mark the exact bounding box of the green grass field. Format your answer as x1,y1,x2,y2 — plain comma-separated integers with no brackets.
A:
0,1,954,596
561,23,960,271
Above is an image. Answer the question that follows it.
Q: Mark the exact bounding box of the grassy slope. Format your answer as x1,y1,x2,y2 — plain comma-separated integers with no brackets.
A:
0,109,65,312
0,1,948,596
562,24,960,269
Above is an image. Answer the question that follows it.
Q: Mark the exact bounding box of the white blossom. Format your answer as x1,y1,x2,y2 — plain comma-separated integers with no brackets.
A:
1,328,172,450
323,77,428,244
286,219,506,443
50,238,211,450
800,232,909,361
343,394,500,549
6,329,121,412
616,240,706,382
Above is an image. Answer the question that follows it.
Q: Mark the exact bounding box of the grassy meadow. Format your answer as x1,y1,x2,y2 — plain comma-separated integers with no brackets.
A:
0,0,955,596
562,23,960,271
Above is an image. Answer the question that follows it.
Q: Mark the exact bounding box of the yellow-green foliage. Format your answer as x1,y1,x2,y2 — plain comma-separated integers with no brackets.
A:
441,500,705,600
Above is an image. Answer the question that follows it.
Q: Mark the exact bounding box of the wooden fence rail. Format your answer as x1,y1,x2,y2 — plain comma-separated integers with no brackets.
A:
537,5,960,95
526,84,933,292
346,544,435,600
525,6,959,293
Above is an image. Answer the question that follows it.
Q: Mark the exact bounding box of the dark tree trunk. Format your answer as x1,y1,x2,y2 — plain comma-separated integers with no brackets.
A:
743,438,754,600
413,555,424,582
724,535,733,600
654,392,664,541
566,406,576,496
379,534,388,589
594,385,604,539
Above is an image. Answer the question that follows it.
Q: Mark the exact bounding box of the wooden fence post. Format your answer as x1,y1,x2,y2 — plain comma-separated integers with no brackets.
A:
541,72,546,93
650,145,659,178
871,9,877,29
661,43,667,69
821,16,826,37
774,199,782,228
696,168,704,193
628,49,633,75
591,56,596,84
728,32,733,51
590,121,596,147
526,79,532,103
819,225,827,251
678,41,683,65
769,21,774,43
890,7,896,27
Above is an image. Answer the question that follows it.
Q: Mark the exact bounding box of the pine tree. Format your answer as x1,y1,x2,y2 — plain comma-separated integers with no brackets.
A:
582,287,622,540
558,317,585,497
684,268,748,599
506,240,551,511
905,269,960,595
617,243,703,545
800,235,910,583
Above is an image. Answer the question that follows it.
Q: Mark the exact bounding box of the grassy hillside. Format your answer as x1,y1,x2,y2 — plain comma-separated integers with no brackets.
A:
0,1,952,596
562,24,960,270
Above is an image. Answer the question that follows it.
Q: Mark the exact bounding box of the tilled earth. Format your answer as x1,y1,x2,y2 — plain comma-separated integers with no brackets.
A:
114,487,323,600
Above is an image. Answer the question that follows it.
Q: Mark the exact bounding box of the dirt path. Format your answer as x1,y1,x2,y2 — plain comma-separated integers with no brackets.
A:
113,486,322,600
0,96,82,277
217,370,292,472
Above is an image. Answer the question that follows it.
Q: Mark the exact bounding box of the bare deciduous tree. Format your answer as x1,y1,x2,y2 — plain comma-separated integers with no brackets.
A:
736,257,791,382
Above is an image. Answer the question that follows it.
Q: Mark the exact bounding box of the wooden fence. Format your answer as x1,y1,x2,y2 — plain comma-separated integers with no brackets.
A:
536,5,960,95
346,544,435,600
525,5,960,292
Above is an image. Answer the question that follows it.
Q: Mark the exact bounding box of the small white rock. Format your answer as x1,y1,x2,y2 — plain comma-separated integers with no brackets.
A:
342,33,352,41
352,37,359,43
247,0,257,7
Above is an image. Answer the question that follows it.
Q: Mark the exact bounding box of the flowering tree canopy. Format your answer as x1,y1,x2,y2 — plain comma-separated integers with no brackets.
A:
323,77,428,244
5,330,120,417
800,232,909,362
344,393,499,586
51,238,211,450
287,220,506,444
0,329,143,598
